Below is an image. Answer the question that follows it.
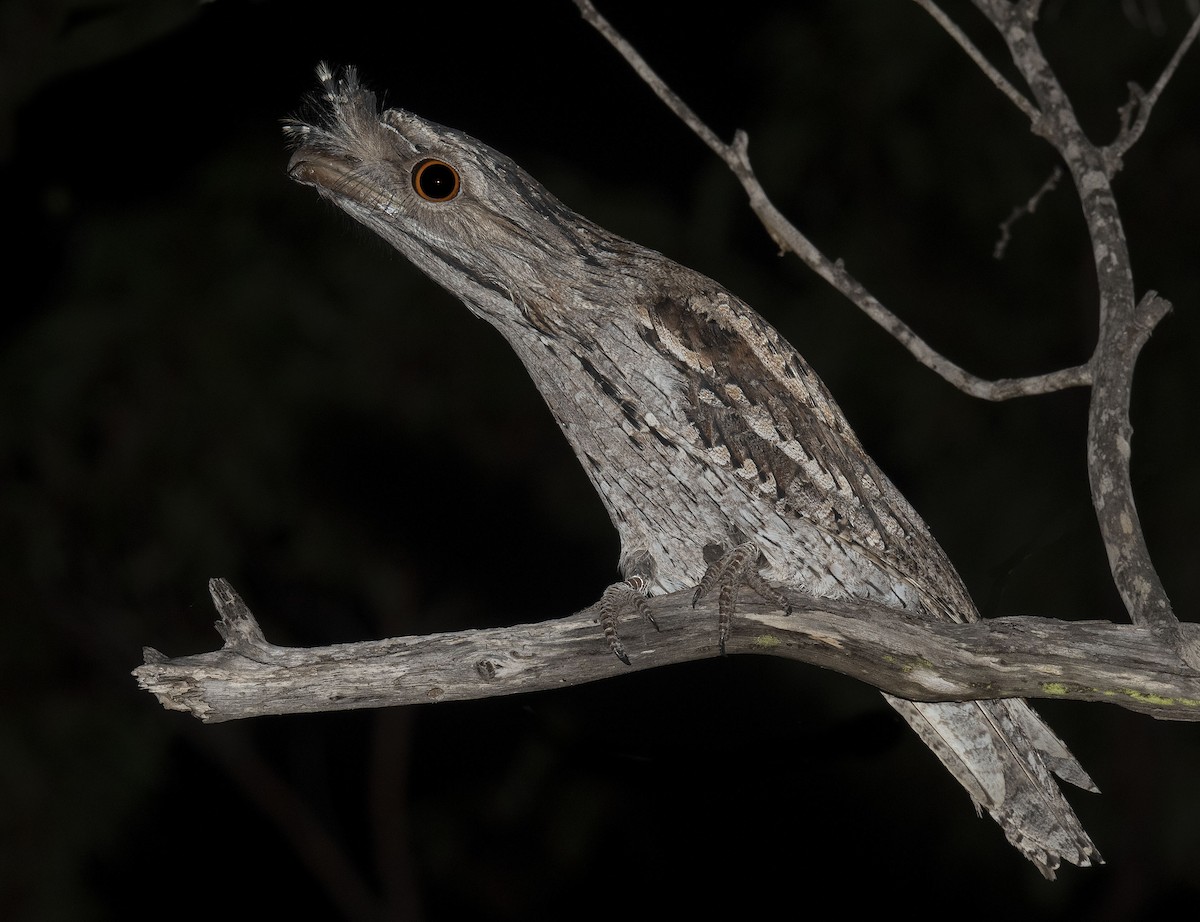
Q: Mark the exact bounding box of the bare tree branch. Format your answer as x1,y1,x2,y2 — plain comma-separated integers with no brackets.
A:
971,2,1195,663
1106,8,1200,169
912,0,1041,123
573,0,1091,401
133,580,1200,724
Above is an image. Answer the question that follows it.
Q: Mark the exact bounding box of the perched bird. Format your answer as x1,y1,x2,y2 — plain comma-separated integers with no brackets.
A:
286,65,1099,876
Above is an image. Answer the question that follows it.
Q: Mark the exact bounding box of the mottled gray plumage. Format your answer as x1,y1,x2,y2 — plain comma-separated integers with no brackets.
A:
286,65,1099,876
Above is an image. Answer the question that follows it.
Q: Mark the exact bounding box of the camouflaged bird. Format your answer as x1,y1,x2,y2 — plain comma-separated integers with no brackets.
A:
286,65,1100,877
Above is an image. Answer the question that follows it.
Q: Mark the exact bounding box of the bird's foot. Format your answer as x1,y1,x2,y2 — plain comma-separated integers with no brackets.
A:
598,575,659,665
692,541,792,655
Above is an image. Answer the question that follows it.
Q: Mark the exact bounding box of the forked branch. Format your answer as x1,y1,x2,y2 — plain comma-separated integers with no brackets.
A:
134,580,1200,723
1105,8,1200,169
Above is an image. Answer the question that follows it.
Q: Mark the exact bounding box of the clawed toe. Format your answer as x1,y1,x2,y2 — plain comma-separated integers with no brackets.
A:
693,541,791,654
599,577,658,664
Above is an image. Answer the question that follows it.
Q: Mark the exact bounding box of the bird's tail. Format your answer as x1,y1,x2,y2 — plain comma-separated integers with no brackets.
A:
883,694,1101,878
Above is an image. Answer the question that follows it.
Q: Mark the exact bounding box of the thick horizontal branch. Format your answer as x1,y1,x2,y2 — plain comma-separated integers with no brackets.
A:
134,579,1200,724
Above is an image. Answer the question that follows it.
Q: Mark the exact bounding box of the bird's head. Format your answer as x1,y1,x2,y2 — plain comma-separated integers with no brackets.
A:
286,64,616,333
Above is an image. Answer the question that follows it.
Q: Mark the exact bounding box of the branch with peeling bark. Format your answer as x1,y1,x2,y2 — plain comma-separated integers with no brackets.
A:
134,579,1200,724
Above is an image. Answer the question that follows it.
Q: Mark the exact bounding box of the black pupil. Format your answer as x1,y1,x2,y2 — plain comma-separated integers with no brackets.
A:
416,162,457,200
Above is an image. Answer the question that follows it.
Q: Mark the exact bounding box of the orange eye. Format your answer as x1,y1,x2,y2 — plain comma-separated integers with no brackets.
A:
412,159,460,202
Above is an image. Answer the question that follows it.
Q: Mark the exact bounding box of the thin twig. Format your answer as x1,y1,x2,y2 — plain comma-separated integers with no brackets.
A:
574,0,727,161
1105,10,1200,168
994,165,1064,259
911,0,1042,125
574,0,1088,400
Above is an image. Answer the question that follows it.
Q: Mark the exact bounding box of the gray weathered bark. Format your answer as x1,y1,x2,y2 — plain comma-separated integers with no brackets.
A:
135,578,1200,724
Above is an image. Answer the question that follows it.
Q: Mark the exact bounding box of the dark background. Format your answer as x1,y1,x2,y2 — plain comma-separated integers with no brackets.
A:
3,1,1198,919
